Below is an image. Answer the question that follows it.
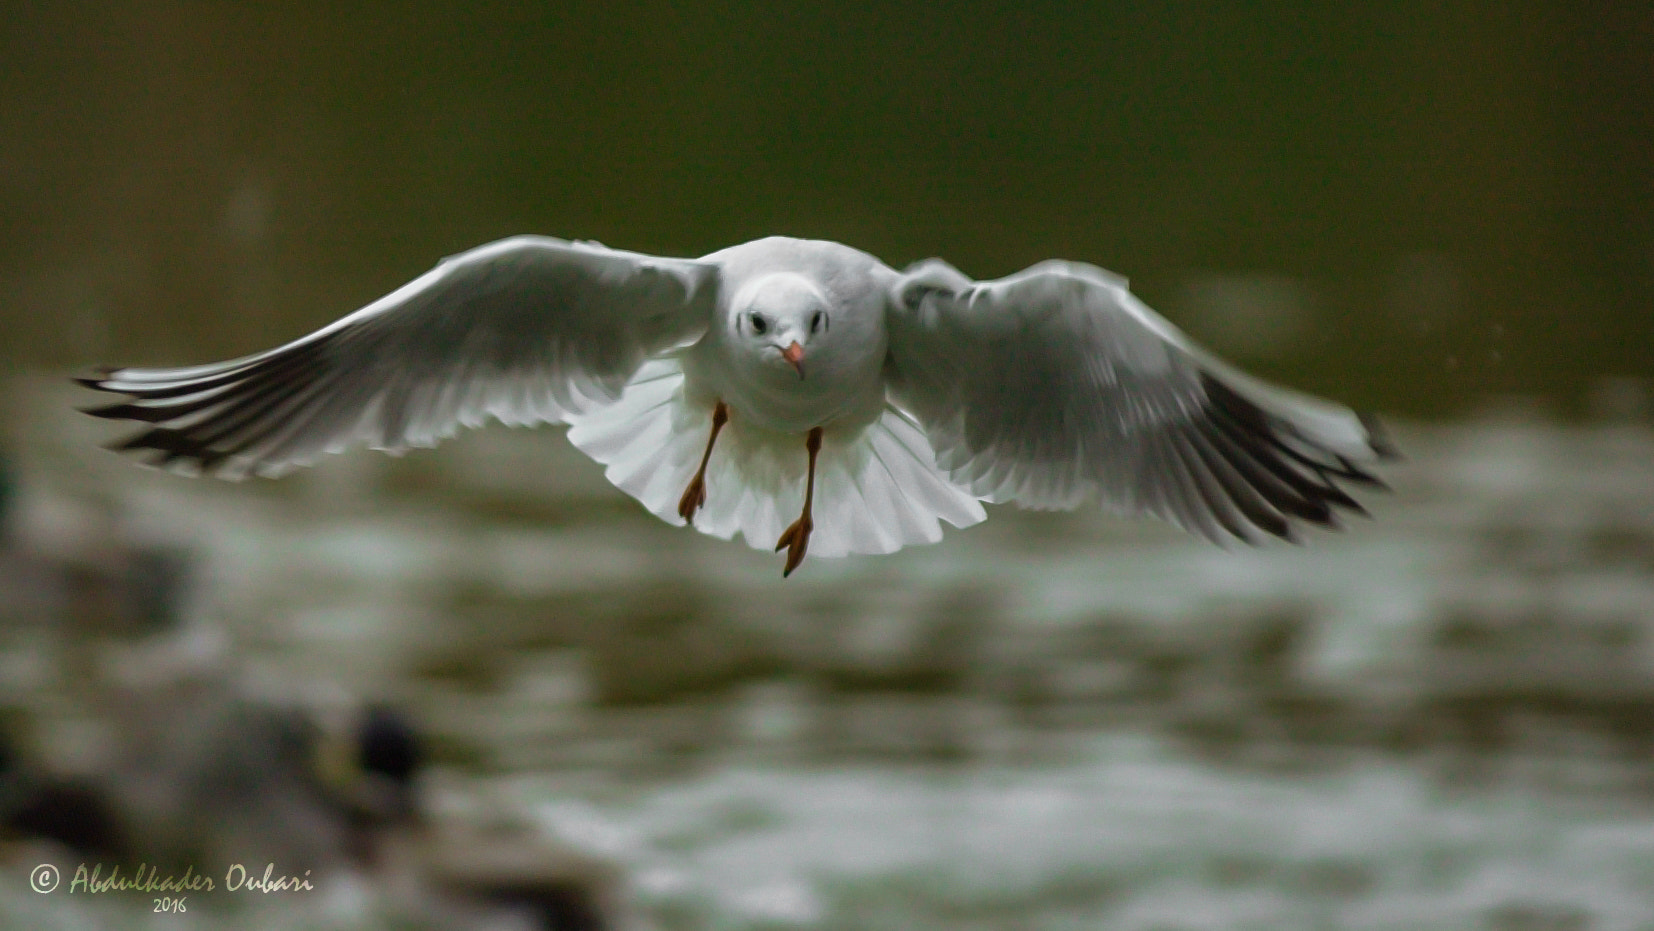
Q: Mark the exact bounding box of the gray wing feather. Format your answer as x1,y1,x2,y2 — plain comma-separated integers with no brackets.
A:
79,236,718,478
885,258,1396,544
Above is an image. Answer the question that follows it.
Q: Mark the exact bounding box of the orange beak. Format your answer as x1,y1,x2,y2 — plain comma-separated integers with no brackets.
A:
781,341,805,379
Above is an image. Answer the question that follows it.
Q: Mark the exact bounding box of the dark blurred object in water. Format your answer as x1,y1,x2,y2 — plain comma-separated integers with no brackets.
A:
0,432,195,635
326,703,425,865
413,823,620,931
358,703,423,791
58,544,192,637
314,705,625,930
338,706,624,929
114,685,359,872
0,523,193,641
2,781,130,862
0,729,130,862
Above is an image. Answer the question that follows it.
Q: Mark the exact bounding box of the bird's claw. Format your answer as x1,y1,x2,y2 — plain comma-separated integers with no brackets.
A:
677,475,708,525
775,515,813,577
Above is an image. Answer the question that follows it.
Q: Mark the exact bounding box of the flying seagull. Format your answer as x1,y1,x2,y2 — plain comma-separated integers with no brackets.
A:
78,235,1395,576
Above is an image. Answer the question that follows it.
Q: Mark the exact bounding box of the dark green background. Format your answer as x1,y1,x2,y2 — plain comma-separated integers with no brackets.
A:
4,2,1650,416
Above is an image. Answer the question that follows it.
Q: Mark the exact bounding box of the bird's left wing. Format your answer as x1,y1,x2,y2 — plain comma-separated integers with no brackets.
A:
79,236,719,478
884,258,1396,544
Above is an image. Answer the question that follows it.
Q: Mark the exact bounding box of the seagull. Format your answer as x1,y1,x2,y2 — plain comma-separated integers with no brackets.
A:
78,235,1396,576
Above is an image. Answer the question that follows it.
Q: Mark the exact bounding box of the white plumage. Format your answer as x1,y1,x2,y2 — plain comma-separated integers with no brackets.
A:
80,234,1394,575
564,358,986,557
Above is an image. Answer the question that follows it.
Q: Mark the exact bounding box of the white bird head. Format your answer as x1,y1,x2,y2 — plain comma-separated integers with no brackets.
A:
728,273,833,380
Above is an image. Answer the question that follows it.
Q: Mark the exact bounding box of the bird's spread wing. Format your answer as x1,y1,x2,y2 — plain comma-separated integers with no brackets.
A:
79,236,719,478
884,258,1397,544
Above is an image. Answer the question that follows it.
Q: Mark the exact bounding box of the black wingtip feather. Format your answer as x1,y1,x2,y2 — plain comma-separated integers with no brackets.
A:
1192,372,1394,544
75,364,126,388
1321,484,1369,517
1168,431,1266,545
1332,455,1390,491
1181,427,1294,542
110,427,214,467
1194,418,1333,528
80,401,154,421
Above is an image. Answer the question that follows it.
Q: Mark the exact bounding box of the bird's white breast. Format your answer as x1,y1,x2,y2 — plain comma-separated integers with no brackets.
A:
683,318,887,435
683,238,896,436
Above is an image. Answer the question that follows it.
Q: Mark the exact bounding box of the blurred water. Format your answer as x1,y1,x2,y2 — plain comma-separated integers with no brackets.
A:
2,377,1653,929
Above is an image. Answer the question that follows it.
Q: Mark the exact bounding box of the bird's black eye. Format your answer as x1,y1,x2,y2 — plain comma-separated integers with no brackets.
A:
749,313,768,335
810,311,827,334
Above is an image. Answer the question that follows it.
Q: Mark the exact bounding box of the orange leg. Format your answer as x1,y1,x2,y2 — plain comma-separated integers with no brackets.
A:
774,426,823,577
678,400,729,525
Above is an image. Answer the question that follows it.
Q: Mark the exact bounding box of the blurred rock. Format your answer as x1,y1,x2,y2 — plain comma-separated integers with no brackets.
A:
394,821,624,931
0,498,194,640
0,728,130,863
328,705,630,930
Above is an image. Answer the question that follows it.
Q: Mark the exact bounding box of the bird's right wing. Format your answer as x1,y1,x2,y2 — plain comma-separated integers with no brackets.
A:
885,258,1396,544
79,236,720,478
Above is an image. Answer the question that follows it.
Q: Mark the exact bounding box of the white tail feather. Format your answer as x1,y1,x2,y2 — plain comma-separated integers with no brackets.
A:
564,358,986,557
